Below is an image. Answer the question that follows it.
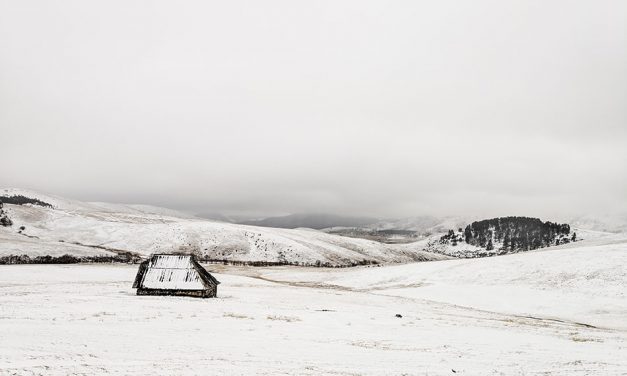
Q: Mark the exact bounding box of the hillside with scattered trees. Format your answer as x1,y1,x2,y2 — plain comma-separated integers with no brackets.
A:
0,195,53,208
464,217,573,251
431,217,577,258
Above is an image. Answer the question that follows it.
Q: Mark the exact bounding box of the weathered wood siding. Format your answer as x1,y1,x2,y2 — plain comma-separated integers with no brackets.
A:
137,287,217,298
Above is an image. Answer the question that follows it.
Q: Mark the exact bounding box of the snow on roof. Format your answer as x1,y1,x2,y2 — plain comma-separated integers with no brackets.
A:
148,254,195,269
136,254,218,291
141,268,206,290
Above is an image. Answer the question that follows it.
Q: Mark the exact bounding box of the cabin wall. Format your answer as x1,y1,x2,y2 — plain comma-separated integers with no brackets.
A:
132,260,149,288
137,287,217,298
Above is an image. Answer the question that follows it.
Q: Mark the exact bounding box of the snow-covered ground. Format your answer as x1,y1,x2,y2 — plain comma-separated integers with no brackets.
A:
261,233,627,329
1,235,626,375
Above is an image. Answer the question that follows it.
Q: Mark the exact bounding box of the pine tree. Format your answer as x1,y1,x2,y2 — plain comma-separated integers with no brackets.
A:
503,232,511,250
486,238,494,251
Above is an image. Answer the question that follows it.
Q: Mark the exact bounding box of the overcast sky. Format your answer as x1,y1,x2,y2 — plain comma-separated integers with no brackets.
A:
1,0,626,218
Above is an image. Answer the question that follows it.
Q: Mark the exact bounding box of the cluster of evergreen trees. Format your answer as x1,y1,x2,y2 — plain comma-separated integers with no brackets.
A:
464,216,572,252
439,229,464,246
0,203,12,227
0,195,53,208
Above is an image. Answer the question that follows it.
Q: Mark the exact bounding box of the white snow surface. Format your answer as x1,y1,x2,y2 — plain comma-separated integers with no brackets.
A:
0,189,446,265
1,236,627,374
261,233,627,330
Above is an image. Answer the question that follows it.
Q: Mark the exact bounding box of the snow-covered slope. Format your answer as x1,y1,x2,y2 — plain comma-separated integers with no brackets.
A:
400,227,604,258
258,232,627,330
0,188,198,218
0,189,446,266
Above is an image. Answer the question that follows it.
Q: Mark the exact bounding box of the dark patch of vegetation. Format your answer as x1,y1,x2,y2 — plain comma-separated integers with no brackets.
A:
439,228,464,246
0,253,141,265
429,217,577,258
464,216,571,251
0,195,53,208
0,203,13,227
200,257,379,268
62,241,143,263
375,229,416,235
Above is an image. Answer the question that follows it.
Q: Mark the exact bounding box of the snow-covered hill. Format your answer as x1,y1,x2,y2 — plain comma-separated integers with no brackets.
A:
0,189,446,266
258,232,627,330
396,226,607,258
0,188,198,218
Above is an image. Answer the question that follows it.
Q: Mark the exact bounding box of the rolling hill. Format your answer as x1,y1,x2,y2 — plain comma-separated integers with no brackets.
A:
0,189,446,266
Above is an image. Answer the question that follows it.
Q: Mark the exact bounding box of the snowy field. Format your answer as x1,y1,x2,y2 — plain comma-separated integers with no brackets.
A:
1,237,626,375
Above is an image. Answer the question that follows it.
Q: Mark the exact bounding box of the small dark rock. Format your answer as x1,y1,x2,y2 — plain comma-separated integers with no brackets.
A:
395,314,403,318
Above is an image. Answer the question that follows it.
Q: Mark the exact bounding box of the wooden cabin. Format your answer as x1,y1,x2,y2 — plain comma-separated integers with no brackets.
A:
133,254,220,298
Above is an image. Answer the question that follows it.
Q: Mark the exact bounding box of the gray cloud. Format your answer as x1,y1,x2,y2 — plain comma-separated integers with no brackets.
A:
1,0,626,218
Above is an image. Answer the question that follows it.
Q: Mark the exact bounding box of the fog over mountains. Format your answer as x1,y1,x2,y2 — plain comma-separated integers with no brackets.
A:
239,214,379,230
235,212,627,234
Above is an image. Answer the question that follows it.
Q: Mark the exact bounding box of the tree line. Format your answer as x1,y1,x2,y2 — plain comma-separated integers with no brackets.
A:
0,195,53,208
464,216,573,251
0,253,139,265
200,257,380,268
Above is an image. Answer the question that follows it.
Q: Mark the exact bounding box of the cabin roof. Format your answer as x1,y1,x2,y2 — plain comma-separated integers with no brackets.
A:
133,254,219,291
149,254,196,269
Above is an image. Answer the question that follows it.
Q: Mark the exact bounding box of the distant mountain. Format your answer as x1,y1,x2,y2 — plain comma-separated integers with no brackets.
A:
567,214,627,234
240,213,380,230
239,214,477,235
195,212,236,223
365,215,475,234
